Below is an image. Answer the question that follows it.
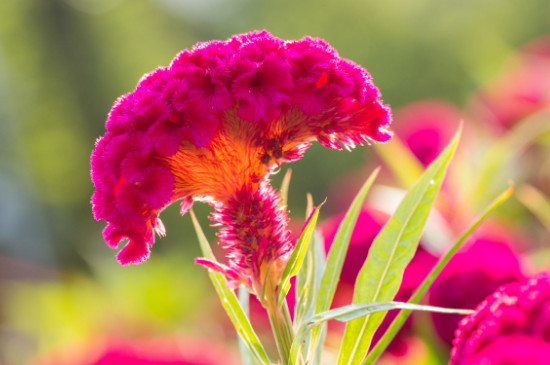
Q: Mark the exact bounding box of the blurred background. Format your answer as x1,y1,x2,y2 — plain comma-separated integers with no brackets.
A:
1,1,550,364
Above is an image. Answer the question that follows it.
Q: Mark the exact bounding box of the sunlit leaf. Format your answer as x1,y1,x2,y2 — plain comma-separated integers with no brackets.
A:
338,127,461,365
304,167,380,362
364,185,514,364
277,205,320,306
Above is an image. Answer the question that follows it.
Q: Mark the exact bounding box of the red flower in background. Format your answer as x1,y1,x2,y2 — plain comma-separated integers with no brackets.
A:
468,35,550,131
429,231,526,346
393,99,461,166
450,273,550,365
91,30,391,294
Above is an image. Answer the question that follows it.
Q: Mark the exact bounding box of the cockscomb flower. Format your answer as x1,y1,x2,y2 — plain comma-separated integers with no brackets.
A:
450,272,550,365
91,30,391,294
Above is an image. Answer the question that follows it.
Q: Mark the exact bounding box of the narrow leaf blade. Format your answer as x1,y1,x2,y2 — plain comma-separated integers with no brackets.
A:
338,127,461,365
364,185,514,364
277,206,320,305
308,167,380,357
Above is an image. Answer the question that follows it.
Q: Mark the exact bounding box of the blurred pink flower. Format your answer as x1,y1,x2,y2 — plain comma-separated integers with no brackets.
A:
320,207,438,356
393,100,462,166
429,232,526,346
450,272,550,365
90,31,392,293
29,337,240,365
468,35,550,130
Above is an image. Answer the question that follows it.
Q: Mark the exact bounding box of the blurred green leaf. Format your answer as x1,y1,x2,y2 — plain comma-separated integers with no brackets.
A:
365,184,514,364
374,135,424,189
190,210,271,365
471,107,550,206
518,184,550,231
338,127,460,365
279,169,293,209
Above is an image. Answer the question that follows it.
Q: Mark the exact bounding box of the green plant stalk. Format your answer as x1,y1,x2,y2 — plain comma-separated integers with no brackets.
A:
363,185,514,364
265,277,295,365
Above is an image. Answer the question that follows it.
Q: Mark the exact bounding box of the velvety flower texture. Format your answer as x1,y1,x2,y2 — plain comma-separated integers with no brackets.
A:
450,273,550,365
91,31,391,291
429,233,525,346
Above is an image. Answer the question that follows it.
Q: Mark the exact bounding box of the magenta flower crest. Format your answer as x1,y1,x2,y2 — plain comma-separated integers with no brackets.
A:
91,30,392,293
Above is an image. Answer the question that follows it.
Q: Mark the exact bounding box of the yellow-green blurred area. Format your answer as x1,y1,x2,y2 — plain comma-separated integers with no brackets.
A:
1,0,550,364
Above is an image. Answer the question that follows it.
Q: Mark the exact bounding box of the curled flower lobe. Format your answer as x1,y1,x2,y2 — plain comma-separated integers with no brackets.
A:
91,31,391,283
450,273,550,365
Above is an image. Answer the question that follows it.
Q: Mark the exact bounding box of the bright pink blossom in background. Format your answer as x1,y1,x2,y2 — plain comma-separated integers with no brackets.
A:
468,35,550,131
429,233,526,346
320,207,438,356
450,272,550,365
91,30,391,293
393,100,461,166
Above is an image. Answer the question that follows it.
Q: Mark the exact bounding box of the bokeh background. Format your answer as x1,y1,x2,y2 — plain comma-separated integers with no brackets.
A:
1,1,550,364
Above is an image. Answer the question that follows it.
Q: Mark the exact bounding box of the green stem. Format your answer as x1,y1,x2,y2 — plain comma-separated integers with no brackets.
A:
265,280,295,365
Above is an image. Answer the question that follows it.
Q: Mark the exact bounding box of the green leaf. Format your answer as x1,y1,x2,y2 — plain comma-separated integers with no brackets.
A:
277,205,321,306
471,107,550,207
309,301,471,326
374,135,424,189
306,167,380,360
518,184,550,231
190,210,271,365
279,169,293,209
290,301,471,365
364,185,514,364
292,230,326,364
338,126,461,365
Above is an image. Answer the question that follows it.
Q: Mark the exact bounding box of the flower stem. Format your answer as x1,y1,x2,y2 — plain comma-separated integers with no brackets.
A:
265,279,295,365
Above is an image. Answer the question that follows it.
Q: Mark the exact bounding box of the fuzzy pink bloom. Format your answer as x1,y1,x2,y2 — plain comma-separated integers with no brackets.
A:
320,207,438,356
91,30,391,291
468,35,550,130
429,234,526,346
393,100,462,166
450,273,550,365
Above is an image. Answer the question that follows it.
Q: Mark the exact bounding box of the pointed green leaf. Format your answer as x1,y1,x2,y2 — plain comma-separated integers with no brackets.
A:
309,301,472,326
290,301,471,365
338,127,461,365
190,210,271,365
306,167,380,359
277,206,321,305
365,185,514,364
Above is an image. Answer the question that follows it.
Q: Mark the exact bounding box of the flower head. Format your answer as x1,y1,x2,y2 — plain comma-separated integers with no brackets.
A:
429,233,526,346
450,272,550,365
91,30,391,291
